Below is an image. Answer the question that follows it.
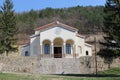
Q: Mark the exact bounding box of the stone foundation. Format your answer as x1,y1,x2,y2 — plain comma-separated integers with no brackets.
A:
0,56,120,74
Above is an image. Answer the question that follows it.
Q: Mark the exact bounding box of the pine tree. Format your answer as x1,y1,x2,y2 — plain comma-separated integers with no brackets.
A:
0,0,17,56
0,12,4,54
98,0,120,68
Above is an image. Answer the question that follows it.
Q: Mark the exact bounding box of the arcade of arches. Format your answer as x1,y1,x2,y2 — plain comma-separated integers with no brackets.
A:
42,38,74,58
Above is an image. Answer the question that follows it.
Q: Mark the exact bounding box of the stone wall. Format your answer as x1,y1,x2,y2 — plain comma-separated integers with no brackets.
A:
0,56,120,74
0,56,35,73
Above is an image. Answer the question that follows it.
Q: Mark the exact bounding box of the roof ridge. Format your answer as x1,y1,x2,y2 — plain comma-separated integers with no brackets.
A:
59,22,78,31
35,21,56,31
35,21,78,31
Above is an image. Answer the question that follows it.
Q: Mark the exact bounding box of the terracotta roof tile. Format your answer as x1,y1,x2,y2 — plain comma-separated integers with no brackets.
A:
35,21,78,31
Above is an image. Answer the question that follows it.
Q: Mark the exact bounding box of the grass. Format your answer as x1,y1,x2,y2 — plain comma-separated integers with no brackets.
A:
0,73,119,80
0,73,35,80
0,68,120,80
98,68,120,76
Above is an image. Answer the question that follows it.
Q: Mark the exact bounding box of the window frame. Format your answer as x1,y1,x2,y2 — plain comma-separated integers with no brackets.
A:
44,44,50,54
66,44,71,54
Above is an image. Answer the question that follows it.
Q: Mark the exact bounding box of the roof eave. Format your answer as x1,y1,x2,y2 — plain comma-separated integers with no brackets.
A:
76,34,85,39
34,21,78,32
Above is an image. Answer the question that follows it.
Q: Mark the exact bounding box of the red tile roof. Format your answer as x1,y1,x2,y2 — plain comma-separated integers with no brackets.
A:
35,21,78,31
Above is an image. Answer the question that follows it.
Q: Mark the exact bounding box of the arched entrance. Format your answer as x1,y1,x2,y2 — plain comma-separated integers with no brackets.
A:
54,38,63,58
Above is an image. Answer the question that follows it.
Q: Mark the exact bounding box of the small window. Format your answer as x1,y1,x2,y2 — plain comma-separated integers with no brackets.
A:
25,51,29,56
86,51,89,55
44,44,50,54
66,44,71,54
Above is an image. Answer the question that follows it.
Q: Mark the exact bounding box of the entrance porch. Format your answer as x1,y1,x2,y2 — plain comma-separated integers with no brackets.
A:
40,38,75,58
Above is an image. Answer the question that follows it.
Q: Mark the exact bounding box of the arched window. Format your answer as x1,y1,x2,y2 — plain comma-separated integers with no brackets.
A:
44,44,50,54
66,44,71,54
86,51,89,55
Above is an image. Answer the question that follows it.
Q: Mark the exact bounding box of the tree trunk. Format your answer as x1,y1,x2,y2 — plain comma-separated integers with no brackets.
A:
108,63,111,69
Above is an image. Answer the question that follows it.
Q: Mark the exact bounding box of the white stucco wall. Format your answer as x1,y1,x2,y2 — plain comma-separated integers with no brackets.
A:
21,45,30,56
40,27,76,43
75,36,85,57
30,35,40,56
35,30,40,35
84,43,92,56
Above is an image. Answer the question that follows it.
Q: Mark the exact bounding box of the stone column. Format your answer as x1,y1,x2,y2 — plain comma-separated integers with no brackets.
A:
74,44,76,58
40,44,43,58
63,42,66,58
72,45,74,54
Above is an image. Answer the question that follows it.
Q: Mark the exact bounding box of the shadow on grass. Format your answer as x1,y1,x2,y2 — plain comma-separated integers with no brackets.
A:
55,74,120,77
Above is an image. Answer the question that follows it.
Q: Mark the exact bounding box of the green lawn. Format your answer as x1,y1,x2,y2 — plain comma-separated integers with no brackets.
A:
0,68,120,80
98,68,120,76
0,73,119,80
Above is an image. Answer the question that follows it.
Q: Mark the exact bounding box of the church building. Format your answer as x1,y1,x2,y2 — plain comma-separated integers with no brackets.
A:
22,21,92,58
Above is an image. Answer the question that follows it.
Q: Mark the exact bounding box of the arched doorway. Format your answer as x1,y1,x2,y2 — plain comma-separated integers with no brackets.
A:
54,38,63,58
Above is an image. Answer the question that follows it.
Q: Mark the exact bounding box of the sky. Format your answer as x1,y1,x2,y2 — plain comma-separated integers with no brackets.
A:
0,0,106,12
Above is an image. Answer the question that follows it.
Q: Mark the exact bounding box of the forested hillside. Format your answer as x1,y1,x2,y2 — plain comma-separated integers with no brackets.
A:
15,6,104,44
